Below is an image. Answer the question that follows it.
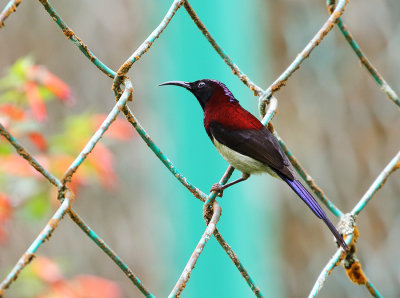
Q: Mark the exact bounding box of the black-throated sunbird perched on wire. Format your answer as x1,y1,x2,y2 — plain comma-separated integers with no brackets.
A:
160,79,348,251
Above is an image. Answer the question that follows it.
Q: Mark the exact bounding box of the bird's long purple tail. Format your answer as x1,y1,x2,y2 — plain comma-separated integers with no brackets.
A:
277,173,348,251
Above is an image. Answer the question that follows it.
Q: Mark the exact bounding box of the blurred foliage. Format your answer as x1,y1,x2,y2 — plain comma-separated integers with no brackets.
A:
0,56,134,234
0,57,135,296
15,256,121,298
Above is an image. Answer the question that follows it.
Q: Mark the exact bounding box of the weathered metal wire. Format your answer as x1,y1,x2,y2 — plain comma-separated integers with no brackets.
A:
0,102,153,297
68,209,155,298
260,0,349,115
260,96,278,126
180,2,350,289
204,166,235,206
122,105,208,203
112,0,185,96
273,131,344,218
183,1,264,97
38,0,116,78
0,193,73,292
308,234,353,297
31,0,264,294
310,230,383,298
121,103,266,295
0,0,398,296
0,0,21,28
326,0,400,108
61,81,132,185
0,123,62,188
365,280,384,298
260,93,342,218
309,153,400,296
169,201,222,297
212,227,263,297
270,0,348,90
183,0,346,220
351,151,400,216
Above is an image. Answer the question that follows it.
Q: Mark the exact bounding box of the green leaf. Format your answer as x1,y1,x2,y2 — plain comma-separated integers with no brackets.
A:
38,86,54,102
0,56,33,90
10,56,33,78
12,266,45,298
20,192,51,221
0,89,25,103
50,113,92,154
0,143,13,155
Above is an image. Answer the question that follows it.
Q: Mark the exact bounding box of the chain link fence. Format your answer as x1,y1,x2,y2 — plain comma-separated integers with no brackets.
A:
0,0,399,297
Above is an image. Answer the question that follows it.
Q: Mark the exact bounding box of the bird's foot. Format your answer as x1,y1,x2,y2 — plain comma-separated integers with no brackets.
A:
210,183,224,197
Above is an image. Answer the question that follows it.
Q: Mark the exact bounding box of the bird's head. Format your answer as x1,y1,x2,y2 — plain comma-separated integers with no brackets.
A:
159,79,237,110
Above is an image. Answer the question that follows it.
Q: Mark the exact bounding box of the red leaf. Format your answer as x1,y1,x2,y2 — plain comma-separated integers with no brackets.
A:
92,114,134,141
72,275,121,298
0,193,12,223
28,65,73,103
0,194,12,244
0,117,10,129
69,175,88,194
50,154,74,176
24,81,47,122
40,280,75,298
0,104,26,121
38,275,121,298
0,226,8,244
0,154,42,177
32,257,63,284
50,154,99,194
88,143,117,189
28,132,48,152
50,154,87,193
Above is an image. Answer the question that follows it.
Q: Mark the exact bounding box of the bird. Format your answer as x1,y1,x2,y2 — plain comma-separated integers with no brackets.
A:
159,79,348,251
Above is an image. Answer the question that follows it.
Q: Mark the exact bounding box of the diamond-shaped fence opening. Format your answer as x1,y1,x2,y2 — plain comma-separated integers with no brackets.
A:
0,0,399,297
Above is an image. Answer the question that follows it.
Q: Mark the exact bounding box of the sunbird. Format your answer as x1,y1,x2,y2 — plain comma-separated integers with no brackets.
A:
160,79,348,251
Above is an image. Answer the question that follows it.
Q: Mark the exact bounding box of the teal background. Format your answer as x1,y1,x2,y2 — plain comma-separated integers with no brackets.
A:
152,1,282,296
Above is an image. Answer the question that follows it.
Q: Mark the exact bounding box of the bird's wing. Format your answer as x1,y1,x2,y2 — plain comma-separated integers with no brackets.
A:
208,121,295,180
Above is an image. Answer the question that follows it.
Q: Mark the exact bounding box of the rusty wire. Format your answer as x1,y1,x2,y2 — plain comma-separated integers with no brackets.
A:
0,0,399,297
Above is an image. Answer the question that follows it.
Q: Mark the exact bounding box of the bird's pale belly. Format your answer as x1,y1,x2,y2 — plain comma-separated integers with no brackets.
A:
213,138,278,177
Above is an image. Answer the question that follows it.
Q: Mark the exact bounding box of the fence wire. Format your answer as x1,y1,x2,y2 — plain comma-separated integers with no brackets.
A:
0,0,399,297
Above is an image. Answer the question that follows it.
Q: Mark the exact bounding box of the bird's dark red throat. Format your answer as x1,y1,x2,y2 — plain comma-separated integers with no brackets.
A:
160,79,348,251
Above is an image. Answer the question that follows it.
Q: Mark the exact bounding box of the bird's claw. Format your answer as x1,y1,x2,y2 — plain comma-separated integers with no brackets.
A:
210,183,224,197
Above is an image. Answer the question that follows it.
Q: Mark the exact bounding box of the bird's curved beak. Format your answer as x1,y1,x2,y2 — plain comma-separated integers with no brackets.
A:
159,81,192,90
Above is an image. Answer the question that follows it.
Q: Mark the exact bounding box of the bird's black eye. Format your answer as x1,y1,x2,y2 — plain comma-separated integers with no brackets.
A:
198,82,205,88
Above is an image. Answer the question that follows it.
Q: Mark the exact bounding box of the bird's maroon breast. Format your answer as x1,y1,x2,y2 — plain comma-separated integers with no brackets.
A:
204,98,264,131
